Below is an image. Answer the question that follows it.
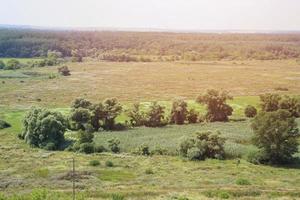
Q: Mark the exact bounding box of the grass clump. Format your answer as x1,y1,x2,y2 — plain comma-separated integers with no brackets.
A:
105,160,114,167
236,178,251,185
89,160,100,166
145,168,154,174
111,193,125,200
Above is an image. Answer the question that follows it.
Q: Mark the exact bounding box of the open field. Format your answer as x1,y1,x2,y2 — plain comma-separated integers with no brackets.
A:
0,60,299,109
1,60,300,199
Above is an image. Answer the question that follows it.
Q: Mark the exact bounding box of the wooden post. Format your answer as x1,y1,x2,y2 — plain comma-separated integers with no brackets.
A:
73,157,75,200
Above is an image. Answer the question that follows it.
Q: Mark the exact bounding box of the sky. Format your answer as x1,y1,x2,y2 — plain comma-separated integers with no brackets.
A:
1,0,300,31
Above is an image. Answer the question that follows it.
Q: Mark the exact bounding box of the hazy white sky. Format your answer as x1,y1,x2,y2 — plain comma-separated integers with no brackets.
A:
1,0,300,30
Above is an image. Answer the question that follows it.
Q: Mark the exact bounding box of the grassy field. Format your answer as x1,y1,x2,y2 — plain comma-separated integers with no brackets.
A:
1,60,300,199
0,60,299,108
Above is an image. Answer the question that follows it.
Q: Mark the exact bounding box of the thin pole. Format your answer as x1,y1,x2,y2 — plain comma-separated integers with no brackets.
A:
73,157,75,200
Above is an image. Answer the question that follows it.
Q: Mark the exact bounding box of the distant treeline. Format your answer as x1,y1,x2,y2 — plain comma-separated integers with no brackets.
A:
1,29,300,60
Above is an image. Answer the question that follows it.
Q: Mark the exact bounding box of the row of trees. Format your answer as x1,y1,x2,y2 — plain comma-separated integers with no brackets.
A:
1,29,300,60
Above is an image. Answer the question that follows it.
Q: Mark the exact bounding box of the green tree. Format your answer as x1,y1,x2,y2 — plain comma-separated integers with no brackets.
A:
196,90,233,122
71,98,92,109
251,110,299,164
279,95,300,118
170,99,188,125
260,93,281,112
244,105,257,118
144,102,167,127
102,98,122,130
20,107,66,150
90,103,105,131
69,108,91,130
187,109,199,123
127,103,146,126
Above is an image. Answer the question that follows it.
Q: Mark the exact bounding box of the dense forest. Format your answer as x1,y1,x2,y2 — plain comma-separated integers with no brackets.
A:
1,28,300,60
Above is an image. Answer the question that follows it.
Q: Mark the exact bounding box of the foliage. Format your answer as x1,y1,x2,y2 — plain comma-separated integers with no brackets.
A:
71,98,92,109
108,138,121,153
236,178,251,185
127,103,146,126
196,90,233,122
134,144,150,156
20,107,66,150
0,119,11,129
260,94,281,112
89,160,100,166
279,95,300,117
102,98,123,130
69,108,91,130
0,60,5,69
186,108,199,123
179,131,226,160
79,142,95,154
58,65,71,76
251,110,300,164
144,102,168,127
5,59,21,70
170,99,188,125
77,130,94,144
111,193,125,200
244,105,257,118
105,160,114,167
145,168,154,174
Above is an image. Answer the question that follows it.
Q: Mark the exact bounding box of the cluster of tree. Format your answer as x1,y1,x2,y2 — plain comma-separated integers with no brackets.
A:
1,29,300,60
0,51,65,71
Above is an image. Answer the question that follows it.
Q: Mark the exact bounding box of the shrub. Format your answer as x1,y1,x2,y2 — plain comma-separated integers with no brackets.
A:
236,178,251,185
58,65,71,76
111,193,125,200
151,145,168,155
5,59,21,70
78,130,94,144
0,119,11,129
170,99,188,125
69,108,91,130
179,131,226,160
260,93,281,112
187,108,199,123
89,160,100,166
134,144,150,156
20,107,66,150
79,143,95,154
279,95,300,117
0,60,5,69
246,149,264,165
144,102,168,127
251,110,300,164
94,145,107,153
71,98,92,109
127,103,146,126
244,105,257,118
105,160,114,167
145,168,154,174
196,89,233,122
102,98,122,130
108,138,120,153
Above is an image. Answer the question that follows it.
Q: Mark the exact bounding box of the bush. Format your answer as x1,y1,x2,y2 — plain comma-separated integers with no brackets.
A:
151,145,168,155
236,178,251,185
108,138,120,153
5,59,21,70
94,145,107,153
187,109,199,123
134,144,150,156
0,119,11,129
111,193,125,200
69,108,91,130
196,90,233,122
105,160,114,167
251,110,300,164
127,103,146,126
279,95,300,117
20,107,66,150
58,65,71,76
78,130,94,144
89,160,100,166
79,143,95,154
170,99,188,125
0,60,5,69
144,102,168,127
179,131,226,160
145,168,154,174
244,105,257,118
102,98,123,130
260,93,281,112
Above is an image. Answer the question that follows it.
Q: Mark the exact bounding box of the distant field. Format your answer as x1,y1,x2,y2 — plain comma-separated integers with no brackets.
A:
0,60,299,109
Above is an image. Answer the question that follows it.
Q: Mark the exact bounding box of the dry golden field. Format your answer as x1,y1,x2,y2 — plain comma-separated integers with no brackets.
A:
0,60,299,108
